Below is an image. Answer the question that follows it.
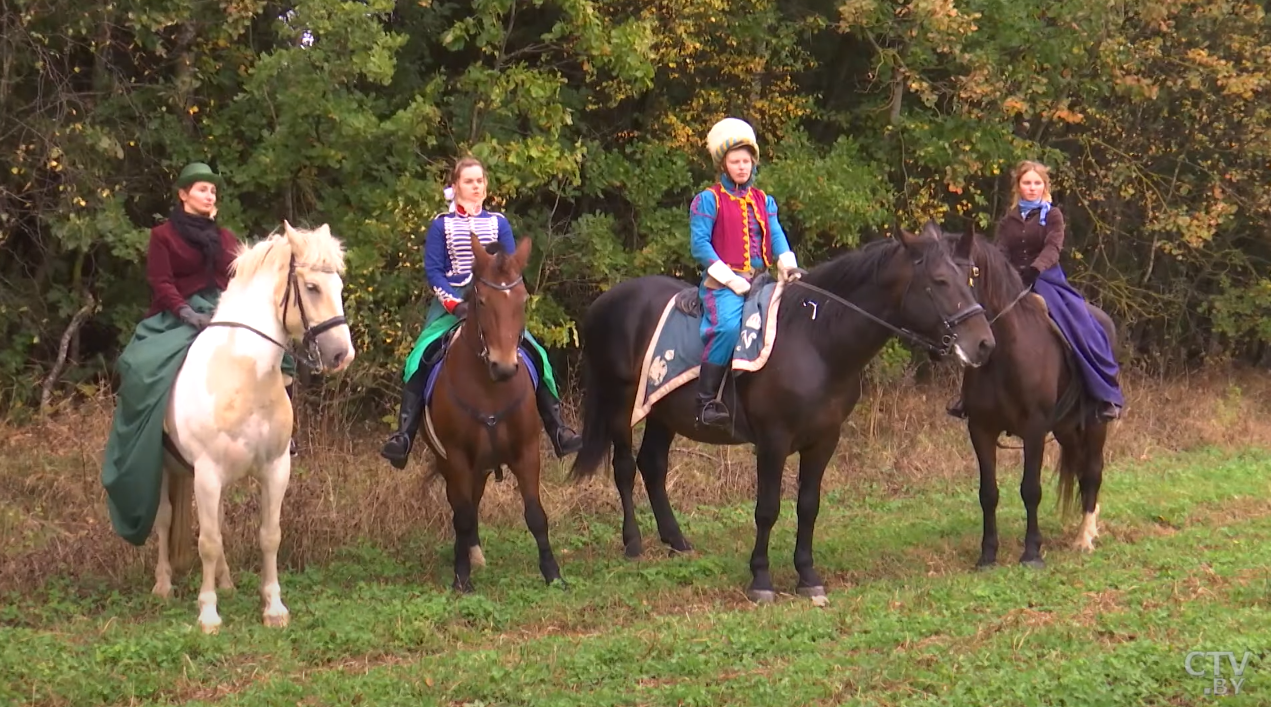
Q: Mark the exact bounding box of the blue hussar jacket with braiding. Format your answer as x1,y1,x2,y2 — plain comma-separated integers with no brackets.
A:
422,207,516,309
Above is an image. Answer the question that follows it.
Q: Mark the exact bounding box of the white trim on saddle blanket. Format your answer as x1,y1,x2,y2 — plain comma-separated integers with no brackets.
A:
630,279,786,427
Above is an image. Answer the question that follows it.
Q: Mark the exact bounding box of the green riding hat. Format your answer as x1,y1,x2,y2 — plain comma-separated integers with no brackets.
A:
174,162,225,191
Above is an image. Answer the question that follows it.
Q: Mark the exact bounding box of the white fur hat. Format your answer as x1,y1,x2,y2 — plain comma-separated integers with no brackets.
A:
706,117,759,166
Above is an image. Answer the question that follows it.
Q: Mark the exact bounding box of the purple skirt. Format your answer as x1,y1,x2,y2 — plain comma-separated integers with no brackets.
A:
1034,266,1125,407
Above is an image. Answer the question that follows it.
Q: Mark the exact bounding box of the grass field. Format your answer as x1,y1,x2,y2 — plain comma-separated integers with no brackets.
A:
3,441,1268,706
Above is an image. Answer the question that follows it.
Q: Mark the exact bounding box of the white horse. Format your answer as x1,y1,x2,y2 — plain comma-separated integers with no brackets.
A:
153,221,355,634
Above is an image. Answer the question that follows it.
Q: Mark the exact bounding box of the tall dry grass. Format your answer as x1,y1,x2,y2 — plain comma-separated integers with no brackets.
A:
2,366,1268,593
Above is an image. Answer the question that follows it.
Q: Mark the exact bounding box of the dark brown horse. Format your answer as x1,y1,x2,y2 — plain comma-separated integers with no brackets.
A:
569,223,997,604
421,234,563,592
944,225,1117,569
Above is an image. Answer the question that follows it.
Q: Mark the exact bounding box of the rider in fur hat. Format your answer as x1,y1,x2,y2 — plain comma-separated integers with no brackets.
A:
689,118,804,430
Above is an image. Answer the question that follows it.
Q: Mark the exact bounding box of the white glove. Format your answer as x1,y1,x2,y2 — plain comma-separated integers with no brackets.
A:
706,260,750,295
777,251,802,282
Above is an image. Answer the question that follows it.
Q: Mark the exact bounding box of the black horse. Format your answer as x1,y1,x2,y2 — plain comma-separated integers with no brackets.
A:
943,225,1118,569
569,222,996,603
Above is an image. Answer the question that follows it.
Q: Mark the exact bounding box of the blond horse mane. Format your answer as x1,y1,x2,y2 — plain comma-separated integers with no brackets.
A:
228,222,347,283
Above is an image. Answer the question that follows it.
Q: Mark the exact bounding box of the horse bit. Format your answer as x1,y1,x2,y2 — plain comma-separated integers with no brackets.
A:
205,255,348,372
791,253,986,358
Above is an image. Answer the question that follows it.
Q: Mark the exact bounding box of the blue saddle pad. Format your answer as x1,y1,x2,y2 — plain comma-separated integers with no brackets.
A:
631,278,786,426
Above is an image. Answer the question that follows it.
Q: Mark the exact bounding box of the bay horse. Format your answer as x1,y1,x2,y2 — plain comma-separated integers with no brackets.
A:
943,225,1118,569
569,222,996,604
420,234,563,593
157,222,355,634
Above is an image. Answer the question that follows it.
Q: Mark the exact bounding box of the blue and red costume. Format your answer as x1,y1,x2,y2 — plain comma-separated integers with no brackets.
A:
690,176,793,366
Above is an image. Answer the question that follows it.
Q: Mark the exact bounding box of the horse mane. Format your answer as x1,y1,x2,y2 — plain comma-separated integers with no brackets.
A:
956,231,1048,324
775,235,915,329
230,224,347,282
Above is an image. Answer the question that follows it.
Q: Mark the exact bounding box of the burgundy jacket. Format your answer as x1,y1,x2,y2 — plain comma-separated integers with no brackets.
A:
995,204,1066,274
145,220,240,317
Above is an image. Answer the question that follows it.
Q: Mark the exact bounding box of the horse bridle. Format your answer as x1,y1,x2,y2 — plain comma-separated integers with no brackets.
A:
792,251,986,357
462,272,526,366
205,255,348,372
446,269,530,461
953,255,1034,325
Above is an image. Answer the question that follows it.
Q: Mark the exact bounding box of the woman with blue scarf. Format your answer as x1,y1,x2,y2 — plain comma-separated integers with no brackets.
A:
948,160,1125,422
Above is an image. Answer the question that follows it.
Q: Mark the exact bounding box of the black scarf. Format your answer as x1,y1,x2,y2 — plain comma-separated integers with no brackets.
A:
169,206,222,274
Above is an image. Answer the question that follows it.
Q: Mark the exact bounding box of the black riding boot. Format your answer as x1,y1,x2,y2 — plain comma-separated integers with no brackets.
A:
946,395,967,419
285,383,298,456
536,385,582,458
380,372,427,469
694,362,731,429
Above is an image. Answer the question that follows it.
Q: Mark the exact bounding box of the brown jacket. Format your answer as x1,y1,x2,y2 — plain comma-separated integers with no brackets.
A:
994,204,1066,274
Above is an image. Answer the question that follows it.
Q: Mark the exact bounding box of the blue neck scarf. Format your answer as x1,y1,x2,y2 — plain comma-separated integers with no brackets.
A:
1019,198,1051,226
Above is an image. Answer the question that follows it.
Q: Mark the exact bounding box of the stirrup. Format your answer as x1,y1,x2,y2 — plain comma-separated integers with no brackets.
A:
1097,403,1122,422
696,399,730,428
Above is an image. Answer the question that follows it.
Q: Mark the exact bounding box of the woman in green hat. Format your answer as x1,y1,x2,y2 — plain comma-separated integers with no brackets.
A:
149,162,300,448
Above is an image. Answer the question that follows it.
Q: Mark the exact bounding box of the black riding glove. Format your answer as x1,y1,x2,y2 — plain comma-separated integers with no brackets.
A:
452,302,469,319
178,305,211,330
1021,266,1040,287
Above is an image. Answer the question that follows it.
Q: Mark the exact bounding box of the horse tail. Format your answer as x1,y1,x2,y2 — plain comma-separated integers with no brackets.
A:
569,349,612,481
168,469,196,573
1055,442,1082,522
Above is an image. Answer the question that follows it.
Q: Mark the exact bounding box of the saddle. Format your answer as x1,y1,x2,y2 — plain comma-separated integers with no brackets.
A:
673,271,776,318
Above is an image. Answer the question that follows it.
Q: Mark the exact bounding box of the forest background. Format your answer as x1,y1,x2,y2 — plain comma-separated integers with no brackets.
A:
3,0,1270,421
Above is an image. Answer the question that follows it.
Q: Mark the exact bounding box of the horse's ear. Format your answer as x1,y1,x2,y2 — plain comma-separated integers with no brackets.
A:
468,232,490,270
897,227,917,248
316,223,331,237
282,220,296,236
957,220,976,258
511,236,533,273
920,219,942,241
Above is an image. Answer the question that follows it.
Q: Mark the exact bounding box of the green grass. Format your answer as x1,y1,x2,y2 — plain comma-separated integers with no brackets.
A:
3,446,1270,706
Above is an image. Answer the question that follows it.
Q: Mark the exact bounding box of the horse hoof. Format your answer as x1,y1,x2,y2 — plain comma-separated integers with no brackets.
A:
1020,558,1046,570
663,537,694,554
797,585,828,607
151,582,172,600
452,579,475,594
199,617,222,635
469,545,486,568
548,577,569,590
746,588,777,604
975,561,997,572
623,541,643,559
263,610,290,629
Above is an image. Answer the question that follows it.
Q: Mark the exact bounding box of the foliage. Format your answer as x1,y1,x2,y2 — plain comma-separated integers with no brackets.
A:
4,0,1271,413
